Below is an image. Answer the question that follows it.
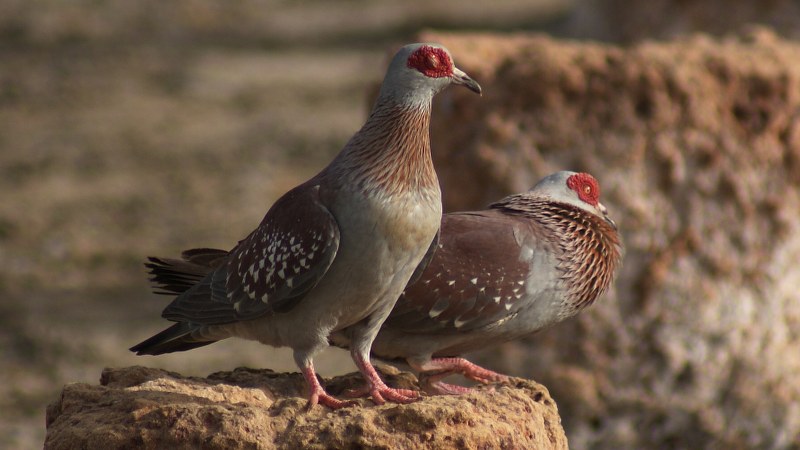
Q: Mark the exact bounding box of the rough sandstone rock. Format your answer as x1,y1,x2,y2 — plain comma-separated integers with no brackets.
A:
44,366,567,450
422,30,800,449
566,0,800,43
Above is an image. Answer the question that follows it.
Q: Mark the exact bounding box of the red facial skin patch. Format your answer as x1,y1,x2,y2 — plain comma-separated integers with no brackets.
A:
567,173,601,206
407,45,454,78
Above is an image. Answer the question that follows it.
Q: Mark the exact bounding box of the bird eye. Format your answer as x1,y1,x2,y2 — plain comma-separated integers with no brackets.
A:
426,55,439,69
407,46,453,78
583,184,592,195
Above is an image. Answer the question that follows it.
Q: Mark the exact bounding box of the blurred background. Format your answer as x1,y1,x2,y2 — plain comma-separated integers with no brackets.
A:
4,0,800,448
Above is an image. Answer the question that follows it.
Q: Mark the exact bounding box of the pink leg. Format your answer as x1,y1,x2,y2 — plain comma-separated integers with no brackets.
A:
429,382,473,395
412,357,510,395
424,357,509,384
302,363,356,410
353,355,420,405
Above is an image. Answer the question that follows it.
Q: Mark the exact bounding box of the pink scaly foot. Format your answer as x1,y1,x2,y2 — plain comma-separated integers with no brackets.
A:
302,365,356,410
428,381,474,395
412,357,510,394
425,357,510,384
353,356,420,405
342,381,420,399
417,370,474,395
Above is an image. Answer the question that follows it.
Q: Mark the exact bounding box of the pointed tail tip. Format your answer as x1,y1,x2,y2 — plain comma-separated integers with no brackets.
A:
129,342,153,355
128,325,219,356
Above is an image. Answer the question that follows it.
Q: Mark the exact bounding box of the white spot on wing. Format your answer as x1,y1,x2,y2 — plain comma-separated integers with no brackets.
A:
470,278,478,285
429,310,442,318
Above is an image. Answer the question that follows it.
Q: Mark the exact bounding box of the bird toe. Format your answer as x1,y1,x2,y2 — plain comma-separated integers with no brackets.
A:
370,386,420,405
306,390,358,410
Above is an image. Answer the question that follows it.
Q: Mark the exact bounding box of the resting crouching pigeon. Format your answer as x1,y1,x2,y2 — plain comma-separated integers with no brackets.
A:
130,43,482,408
330,171,622,394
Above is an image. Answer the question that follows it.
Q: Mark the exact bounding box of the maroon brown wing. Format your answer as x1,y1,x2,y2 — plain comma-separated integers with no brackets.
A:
406,227,440,287
385,209,533,334
161,182,340,324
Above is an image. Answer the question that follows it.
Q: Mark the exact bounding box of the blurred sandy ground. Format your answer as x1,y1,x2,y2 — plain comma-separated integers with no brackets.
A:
8,0,800,447
0,1,573,447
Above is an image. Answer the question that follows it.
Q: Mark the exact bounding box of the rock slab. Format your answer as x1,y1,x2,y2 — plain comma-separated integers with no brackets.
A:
45,366,567,450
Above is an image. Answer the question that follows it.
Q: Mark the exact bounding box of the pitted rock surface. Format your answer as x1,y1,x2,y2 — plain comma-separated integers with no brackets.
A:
45,366,567,450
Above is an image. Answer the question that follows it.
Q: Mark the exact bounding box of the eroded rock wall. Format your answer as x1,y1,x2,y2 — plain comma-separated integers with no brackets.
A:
424,29,800,449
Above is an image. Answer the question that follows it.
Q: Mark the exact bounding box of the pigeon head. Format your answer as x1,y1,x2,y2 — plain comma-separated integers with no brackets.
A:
532,171,617,229
378,43,481,106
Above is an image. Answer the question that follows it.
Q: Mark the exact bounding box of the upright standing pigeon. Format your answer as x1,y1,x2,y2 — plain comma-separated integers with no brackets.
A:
331,171,622,394
130,43,482,409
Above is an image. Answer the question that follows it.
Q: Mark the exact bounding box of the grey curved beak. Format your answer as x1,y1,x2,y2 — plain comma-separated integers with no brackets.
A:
598,202,617,230
452,67,482,95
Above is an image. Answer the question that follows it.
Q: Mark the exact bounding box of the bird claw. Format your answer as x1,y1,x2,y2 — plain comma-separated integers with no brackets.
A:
467,372,509,384
424,381,474,395
415,358,511,395
456,364,509,384
425,358,510,384
344,383,420,404
368,385,420,405
306,389,358,410
352,354,421,405
418,371,474,395
302,364,357,410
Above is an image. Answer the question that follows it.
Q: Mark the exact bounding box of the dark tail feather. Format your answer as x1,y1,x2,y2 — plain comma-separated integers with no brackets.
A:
180,248,229,268
130,322,217,355
145,248,229,296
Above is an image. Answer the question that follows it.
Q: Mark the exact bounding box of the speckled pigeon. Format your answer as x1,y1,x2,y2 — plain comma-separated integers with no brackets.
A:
332,171,622,394
130,43,481,408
